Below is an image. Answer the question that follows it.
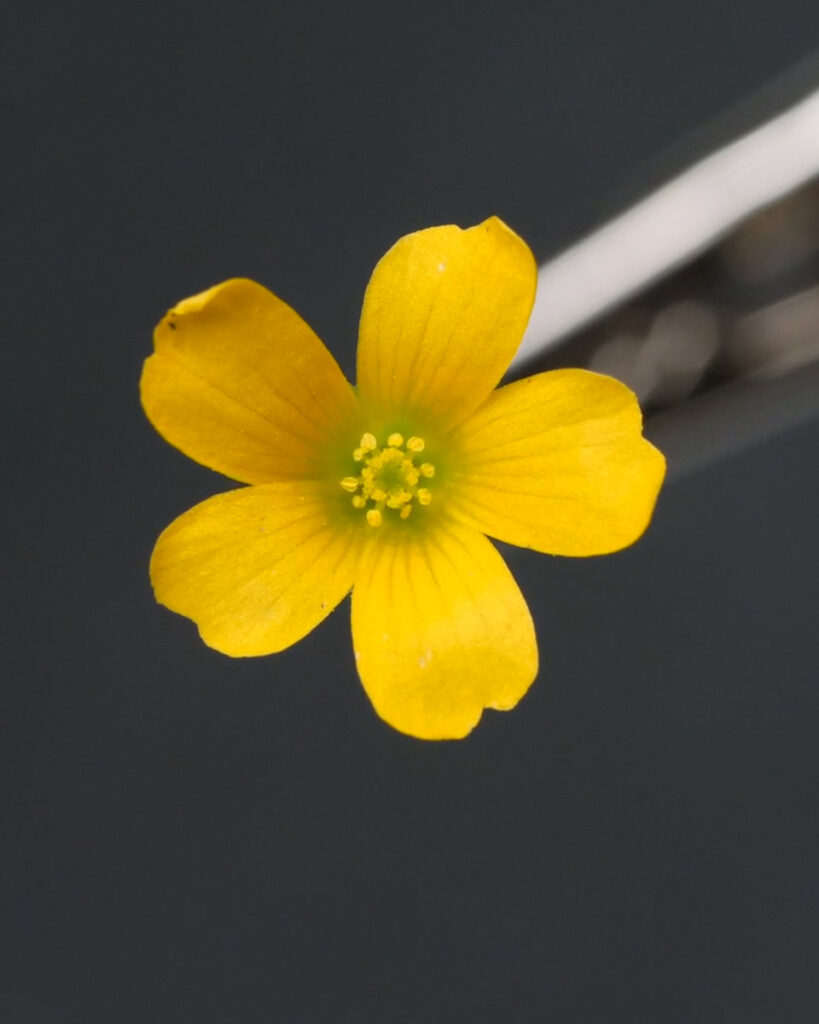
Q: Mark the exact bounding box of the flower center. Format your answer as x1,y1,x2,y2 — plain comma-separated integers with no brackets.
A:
340,432,436,527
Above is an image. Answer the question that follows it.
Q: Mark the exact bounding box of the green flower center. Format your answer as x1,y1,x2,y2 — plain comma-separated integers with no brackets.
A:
340,432,436,526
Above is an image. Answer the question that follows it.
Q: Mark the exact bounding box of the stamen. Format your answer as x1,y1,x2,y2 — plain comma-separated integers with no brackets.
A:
341,431,435,525
386,489,412,509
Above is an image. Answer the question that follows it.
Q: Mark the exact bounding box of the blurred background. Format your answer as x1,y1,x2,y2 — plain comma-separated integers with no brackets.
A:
4,2,819,1021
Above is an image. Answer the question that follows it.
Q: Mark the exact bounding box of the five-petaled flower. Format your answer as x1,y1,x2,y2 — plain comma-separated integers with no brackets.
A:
141,217,665,739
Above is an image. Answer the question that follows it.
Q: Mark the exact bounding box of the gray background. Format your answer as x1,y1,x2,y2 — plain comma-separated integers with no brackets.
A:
4,2,819,1020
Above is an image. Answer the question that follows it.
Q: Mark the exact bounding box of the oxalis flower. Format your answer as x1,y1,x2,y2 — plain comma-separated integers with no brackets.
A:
142,217,665,740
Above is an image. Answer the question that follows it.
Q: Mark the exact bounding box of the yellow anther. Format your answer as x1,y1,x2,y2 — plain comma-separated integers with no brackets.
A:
344,430,435,524
386,490,412,509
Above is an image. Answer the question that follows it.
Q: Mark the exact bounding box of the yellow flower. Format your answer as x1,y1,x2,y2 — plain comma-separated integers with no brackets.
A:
141,217,665,740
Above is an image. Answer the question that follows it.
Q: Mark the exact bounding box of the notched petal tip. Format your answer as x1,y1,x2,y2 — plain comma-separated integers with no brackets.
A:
160,285,222,330
351,526,538,741
455,367,666,557
378,702,485,742
150,279,272,356
141,277,358,484
356,216,538,429
479,213,536,261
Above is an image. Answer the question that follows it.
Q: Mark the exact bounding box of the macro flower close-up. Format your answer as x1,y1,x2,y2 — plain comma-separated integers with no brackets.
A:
141,216,665,739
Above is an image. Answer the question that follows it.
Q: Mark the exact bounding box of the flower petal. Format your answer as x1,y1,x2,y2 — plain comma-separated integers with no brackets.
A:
356,217,536,430
141,279,359,484
452,369,666,556
351,523,537,739
151,483,359,656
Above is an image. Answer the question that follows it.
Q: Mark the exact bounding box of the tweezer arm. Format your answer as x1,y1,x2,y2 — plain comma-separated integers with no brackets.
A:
510,74,819,481
513,84,819,369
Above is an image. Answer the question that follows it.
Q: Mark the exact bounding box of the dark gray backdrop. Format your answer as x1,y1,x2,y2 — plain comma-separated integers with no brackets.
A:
5,2,819,1021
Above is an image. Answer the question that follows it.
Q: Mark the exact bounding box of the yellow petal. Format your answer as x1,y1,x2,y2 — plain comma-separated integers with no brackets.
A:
356,217,536,430
452,369,666,556
151,482,359,656
141,279,359,484
351,524,537,740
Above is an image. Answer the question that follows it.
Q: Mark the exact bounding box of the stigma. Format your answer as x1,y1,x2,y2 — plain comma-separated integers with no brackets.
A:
341,432,436,526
